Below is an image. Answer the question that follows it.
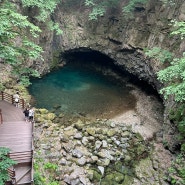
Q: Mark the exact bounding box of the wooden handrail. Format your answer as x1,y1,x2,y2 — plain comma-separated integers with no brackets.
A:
31,120,35,183
1,91,34,184
0,91,26,109
7,167,16,185
0,109,2,124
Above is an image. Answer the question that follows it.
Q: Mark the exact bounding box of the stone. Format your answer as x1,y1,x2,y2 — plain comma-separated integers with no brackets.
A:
45,113,56,120
97,158,110,166
86,127,96,136
64,129,75,137
74,132,83,139
91,155,98,163
82,137,88,146
95,140,102,150
98,166,104,176
77,157,86,166
107,129,116,137
102,140,108,148
72,149,83,158
60,158,67,165
62,142,74,152
60,134,69,143
121,131,131,138
110,122,116,128
74,119,84,130
86,169,94,180
88,136,95,141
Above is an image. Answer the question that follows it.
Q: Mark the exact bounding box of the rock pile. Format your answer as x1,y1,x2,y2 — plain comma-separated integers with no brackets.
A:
33,108,170,185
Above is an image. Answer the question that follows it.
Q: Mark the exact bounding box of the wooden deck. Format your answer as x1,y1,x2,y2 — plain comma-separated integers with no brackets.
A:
0,100,33,185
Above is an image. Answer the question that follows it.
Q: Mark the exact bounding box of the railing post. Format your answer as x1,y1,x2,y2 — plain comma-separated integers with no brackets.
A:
11,95,14,105
1,91,4,100
0,109,2,124
21,99,25,109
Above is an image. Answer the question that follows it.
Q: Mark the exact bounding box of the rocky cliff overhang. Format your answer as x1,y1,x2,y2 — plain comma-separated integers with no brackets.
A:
35,0,185,93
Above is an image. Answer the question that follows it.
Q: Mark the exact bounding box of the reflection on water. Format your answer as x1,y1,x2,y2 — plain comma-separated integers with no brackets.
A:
28,63,136,119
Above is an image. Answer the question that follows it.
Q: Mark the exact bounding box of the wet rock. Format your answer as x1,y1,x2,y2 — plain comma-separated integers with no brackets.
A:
74,119,84,130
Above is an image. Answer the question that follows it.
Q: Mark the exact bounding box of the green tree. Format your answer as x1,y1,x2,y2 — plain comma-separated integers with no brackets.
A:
0,147,17,185
85,0,120,20
85,0,149,20
122,0,148,14
0,1,42,86
0,0,62,86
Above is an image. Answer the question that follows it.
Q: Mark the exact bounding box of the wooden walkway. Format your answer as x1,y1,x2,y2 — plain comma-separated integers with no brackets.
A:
0,100,33,185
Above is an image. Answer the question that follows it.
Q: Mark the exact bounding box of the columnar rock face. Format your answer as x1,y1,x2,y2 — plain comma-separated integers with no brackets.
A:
36,0,185,91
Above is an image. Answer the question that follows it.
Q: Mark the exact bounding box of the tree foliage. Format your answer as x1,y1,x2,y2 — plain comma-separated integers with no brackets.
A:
0,1,42,86
85,0,120,20
85,0,149,20
0,0,62,86
145,47,173,63
0,147,17,185
21,0,60,21
122,0,148,14
157,54,185,102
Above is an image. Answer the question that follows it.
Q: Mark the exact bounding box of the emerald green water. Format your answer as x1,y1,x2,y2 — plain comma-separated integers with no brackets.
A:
28,63,136,118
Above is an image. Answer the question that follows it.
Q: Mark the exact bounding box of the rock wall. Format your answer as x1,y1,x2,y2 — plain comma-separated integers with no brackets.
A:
37,0,185,91
26,0,185,151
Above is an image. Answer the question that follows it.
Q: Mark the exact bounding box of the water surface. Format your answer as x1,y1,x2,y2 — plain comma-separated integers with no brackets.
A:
28,63,136,118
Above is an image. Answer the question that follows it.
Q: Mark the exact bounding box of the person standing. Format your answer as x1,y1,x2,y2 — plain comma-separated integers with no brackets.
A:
13,92,20,107
23,108,29,122
28,107,35,123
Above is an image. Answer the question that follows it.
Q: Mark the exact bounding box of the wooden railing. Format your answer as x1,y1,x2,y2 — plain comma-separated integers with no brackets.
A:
7,168,16,185
0,91,26,109
8,151,33,164
31,120,35,184
0,109,2,124
0,91,34,184
8,151,33,184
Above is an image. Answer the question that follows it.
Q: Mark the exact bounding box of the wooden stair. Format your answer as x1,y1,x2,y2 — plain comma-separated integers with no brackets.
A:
0,99,34,185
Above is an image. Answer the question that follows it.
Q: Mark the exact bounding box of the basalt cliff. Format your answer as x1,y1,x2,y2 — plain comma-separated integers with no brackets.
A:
27,0,185,151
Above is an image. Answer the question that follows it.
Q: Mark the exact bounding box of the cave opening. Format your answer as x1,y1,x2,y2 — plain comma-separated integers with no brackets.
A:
61,48,161,97
28,48,162,119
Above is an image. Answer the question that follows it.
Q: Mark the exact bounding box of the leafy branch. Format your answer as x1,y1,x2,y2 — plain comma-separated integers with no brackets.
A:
0,147,17,185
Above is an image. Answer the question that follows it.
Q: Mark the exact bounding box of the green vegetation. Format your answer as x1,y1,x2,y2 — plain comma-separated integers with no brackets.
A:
85,0,149,20
0,0,62,87
0,147,17,185
122,0,148,14
166,155,185,184
85,0,120,20
145,19,185,184
0,1,42,86
34,151,59,185
21,0,60,21
145,47,173,63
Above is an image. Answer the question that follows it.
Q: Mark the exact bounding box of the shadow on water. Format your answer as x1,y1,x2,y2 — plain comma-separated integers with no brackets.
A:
28,50,161,119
